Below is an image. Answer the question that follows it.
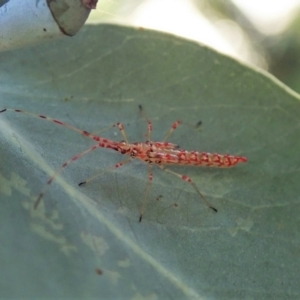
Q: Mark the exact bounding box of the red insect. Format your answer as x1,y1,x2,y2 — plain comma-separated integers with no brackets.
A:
0,106,247,222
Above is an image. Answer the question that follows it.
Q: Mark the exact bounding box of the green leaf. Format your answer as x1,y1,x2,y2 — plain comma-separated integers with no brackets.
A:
0,24,299,299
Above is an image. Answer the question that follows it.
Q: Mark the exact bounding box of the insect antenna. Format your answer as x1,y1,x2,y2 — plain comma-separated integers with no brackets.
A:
0,108,100,141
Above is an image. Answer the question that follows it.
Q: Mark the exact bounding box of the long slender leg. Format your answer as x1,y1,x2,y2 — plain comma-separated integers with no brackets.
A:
114,122,129,144
139,105,153,140
90,124,121,136
139,164,153,222
78,157,133,186
158,166,218,212
34,143,102,209
139,106,201,144
139,105,181,149
162,120,182,142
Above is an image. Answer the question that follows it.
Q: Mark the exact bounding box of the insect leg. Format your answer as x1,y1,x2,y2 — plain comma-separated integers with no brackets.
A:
139,164,153,222
34,143,102,209
139,105,153,140
78,157,133,186
158,166,218,212
114,122,129,144
80,120,129,144
162,120,182,142
138,105,183,142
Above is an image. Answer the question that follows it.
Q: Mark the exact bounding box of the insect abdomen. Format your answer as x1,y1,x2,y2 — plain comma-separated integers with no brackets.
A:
194,152,247,167
171,150,247,167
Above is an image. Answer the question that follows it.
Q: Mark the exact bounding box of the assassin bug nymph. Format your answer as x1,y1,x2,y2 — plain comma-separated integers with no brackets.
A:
0,106,247,222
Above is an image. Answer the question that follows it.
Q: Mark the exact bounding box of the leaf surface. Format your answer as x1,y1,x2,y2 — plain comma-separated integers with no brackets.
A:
0,24,299,299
